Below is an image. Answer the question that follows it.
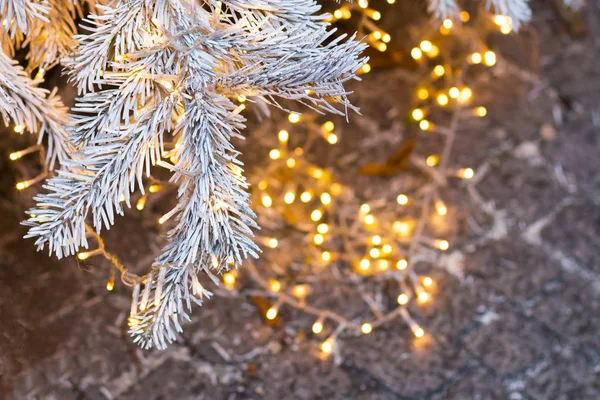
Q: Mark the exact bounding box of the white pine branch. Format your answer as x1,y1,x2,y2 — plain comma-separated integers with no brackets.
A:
0,49,69,168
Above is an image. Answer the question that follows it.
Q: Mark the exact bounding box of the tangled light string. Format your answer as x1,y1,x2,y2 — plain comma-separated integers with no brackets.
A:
9,2,515,353
216,6,508,357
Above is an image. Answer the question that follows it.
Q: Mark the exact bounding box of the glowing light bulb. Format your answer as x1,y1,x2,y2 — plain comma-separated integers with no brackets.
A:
284,191,295,204
412,108,424,121
262,195,273,208
411,47,423,60
418,291,430,303
419,120,431,131
449,87,460,99
300,191,312,203
419,40,433,52
378,260,389,270
359,258,370,270
393,221,411,236
268,238,278,248
321,338,334,354
14,125,24,133
460,11,470,22
437,240,450,251
361,63,371,74
426,155,439,167
371,235,382,245
312,321,323,334
313,234,325,245
423,276,433,287
364,214,375,225
278,130,289,142
475,106,487,117
397,194,409,205
286,158,296,168
320,192,332,205
459,87,472,103
437,93,449,106
311,209,323,221
361,323,373,334
223,272,236,288
396,259,408,270
106,277,115,291
360,204,371,213
77,252,90,260
471,52,482,64
382,244,392,254
413,326,425,338
436,200,448,216
369,248,381,258
266,307,278,320
460,168,474,179
269,149,281,159
269,279,281,292
317,223,329,234
397,293,409,305
288,113,301,123
321,251,332,261
433,65,445,77
484,51,497,66
322,121,335,132
443,19,453,29
417,88,429,100
327,133,338,144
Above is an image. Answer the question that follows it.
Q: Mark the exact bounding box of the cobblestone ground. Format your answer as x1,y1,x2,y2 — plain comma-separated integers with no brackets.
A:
1,2,600,399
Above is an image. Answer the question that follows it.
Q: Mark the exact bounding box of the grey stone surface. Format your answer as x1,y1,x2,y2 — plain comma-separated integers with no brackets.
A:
2,1,600,399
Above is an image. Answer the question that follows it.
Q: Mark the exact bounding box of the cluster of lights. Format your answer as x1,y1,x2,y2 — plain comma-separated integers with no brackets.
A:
237,6,507,356
329,0,392,74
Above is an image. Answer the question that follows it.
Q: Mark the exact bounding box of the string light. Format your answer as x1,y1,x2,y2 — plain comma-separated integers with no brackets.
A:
397,293,409,305
312,320,324,334
437,93,449,106
266,306,278,320
459,167,475,179
321,338,334,354
310,209,323,221
278,130,289,142
317,223,329,234
359,258,371,271
288,113,301,123
223,272,236,290
396,259,408,270
313,233,325,245
284,191,295,204
484,51,497,66
269,279,282,292
396,194,408,205
426,155,439,167
269,149,281,160
411,47,423,60
361,323,373,334
262,194,273,207
300,191,312,203
412,108,425,121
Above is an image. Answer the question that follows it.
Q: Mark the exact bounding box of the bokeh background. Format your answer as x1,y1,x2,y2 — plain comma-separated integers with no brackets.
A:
1,0,600,398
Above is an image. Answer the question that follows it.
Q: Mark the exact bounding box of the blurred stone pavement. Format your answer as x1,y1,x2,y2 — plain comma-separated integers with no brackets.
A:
1,1,600,399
